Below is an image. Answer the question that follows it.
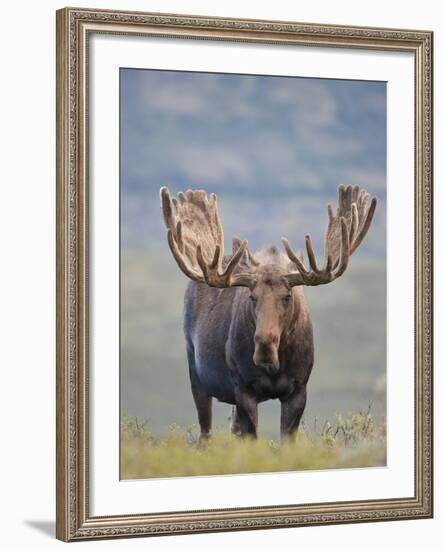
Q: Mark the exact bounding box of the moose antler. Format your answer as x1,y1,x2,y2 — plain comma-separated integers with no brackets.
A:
283,185,377,287
160,187,255,288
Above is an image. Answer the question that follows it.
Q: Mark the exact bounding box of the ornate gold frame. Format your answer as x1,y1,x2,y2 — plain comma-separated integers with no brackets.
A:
56,7,433,542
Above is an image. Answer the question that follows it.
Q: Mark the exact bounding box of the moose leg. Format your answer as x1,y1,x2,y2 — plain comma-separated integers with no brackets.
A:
280,384,307,440
230,406,242,436
188,363,212,442
234,389,258,438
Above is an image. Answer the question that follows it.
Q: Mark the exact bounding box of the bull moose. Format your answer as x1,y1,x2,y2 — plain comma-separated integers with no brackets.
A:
160,185,377,440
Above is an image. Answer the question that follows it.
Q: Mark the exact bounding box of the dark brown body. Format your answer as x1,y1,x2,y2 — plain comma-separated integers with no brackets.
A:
184,249,314,439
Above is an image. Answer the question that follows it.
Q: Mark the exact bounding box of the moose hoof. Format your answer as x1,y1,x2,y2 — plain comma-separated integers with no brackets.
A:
198,432,211,446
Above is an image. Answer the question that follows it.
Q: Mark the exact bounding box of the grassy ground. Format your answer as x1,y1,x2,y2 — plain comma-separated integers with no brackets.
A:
121,409,386,480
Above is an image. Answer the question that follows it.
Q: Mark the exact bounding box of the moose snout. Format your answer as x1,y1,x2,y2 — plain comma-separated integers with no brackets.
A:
253,333,280,373
261,363,280,375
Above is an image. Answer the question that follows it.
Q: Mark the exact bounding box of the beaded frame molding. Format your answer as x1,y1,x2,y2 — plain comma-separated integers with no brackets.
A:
56,7,433,542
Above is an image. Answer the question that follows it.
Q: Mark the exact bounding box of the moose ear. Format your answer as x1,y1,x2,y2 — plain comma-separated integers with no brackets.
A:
232,237,258,269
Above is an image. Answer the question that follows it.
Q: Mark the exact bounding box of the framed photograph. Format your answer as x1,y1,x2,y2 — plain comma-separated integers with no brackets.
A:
56,7,433,541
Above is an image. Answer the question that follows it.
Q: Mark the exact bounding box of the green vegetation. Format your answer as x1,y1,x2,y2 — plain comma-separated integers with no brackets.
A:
121,410,386,480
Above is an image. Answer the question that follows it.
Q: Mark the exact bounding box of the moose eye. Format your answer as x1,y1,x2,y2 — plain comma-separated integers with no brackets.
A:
249,294,257,303
282,294,292,304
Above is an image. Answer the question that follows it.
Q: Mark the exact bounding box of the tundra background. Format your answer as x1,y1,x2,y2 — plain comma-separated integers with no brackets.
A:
120,68,387,441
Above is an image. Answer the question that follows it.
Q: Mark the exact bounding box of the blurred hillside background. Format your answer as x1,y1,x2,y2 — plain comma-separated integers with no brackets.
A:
120,68,386,439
